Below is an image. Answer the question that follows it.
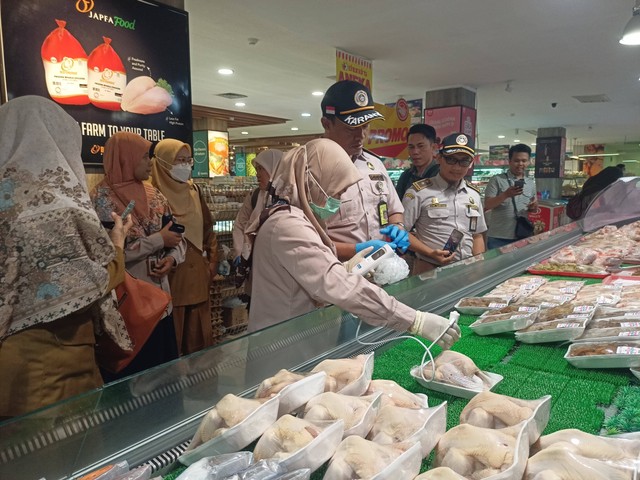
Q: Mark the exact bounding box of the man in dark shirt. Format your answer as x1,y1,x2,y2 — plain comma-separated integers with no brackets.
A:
395,123,440,198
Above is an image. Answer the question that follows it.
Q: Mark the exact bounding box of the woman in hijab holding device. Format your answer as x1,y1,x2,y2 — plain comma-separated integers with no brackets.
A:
92,132,185,380
0,96,132,417
245,138,460,349
151,138,218,356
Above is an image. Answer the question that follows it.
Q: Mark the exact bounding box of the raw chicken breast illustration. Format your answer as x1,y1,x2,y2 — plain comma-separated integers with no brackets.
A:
524,448,634,480
310,355,368,392
435,423,521,479
460,391,539,428
423,351,492,390
121,76,172,114
187,394,266,449
303,392,372,430
253,414,322,461
256,369,306,398
324,435,412,479
415,467,467,479
365,379,427,408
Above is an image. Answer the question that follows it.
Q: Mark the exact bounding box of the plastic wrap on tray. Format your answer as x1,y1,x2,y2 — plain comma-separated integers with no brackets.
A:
522,293,575,308
565,340,640,368
176,452,253,480
535,280,586,295
303,392,382,439
310,353,374,396
576,325,640,341
534,304,596,323
592,306,640,321
364,379,429,409
470,312,537,336
455,296,514,315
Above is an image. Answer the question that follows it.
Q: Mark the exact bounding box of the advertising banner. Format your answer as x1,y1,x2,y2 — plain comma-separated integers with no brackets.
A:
424,105,476,143
208,131,229,177
582,144,605,176
1,0,192,165
535,137,566,178
365,99,412,159
246,153,257,177
487,145,510,166
336,49,372,90
192,130,208,178
234,151,246,176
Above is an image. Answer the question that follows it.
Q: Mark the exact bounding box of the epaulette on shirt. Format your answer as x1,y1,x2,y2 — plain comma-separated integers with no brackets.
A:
412,178,432,191
362,148,382,160
465,180,480,193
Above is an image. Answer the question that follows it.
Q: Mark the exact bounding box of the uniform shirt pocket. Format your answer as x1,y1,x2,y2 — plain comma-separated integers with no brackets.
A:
426,207,449,219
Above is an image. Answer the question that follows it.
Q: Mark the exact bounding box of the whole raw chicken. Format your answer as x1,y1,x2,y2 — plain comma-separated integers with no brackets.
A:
367,404,428,444
187,394,266,449
524,448,634,480
365,379,427,408
460,391,538,428
253,414,322,461
324,435,412,479
310,355,368,392
303,392,372,430
415,467,467,479
255,369,306,398
531,428,640,465
435,423,521,479
423,351,492,390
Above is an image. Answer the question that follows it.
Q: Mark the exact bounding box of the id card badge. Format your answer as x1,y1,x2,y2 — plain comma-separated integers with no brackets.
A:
378,201,389,226
469,216,478,232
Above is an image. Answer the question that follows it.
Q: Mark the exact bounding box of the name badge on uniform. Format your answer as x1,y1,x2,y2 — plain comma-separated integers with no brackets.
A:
369,174,384,181
469,216,478,232
378,201,389,226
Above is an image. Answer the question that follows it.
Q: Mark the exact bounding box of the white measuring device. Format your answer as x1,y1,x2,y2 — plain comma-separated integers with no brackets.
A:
352,244,395,276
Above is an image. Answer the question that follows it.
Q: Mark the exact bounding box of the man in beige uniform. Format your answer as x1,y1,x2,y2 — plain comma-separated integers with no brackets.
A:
321,80,410,260
402,133,487,274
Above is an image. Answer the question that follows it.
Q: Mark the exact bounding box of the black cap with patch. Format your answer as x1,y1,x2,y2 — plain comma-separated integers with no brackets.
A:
440,132,475,157
321,80,384,127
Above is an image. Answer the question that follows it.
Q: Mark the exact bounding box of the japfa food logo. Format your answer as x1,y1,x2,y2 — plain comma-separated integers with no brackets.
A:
395,98,409,122
77,0,137,31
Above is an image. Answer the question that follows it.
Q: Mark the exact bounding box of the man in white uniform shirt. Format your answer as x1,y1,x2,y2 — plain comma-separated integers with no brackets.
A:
321,80,409,260
402,133,487,274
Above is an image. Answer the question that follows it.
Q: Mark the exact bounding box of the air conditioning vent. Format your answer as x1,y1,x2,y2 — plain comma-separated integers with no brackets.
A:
216,92,248,99
572,94,611,103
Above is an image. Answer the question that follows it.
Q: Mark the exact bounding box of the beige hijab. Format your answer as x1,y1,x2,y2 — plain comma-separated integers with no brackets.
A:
151,139,204,249
0,96,130,349
253,149,282,177
247,138,361,249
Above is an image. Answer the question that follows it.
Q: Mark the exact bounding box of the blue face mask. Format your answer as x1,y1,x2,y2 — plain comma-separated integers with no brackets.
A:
308,171,342,219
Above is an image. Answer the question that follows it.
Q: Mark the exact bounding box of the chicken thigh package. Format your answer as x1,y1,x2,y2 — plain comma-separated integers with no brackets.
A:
323,436,422,480
256,369,327,417
180,394,279,466
310,353,374,396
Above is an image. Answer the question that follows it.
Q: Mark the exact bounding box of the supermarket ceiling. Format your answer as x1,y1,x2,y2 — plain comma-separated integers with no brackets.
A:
184,0,640,152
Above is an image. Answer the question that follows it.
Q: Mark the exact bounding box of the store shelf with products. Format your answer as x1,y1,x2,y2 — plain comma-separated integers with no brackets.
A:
4,182,639,480
470,166,535,197
561,173,587,198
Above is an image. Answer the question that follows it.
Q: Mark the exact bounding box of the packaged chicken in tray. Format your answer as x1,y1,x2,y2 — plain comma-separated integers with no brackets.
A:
470,304,540,336
180,394,279,466
485,276,547,299
309,353,373,396
459,391,551,445
521,292,576,309
323,436,422,480
454,296,515,316
434,421,530,480
574,284,622,306
364,379,429,409
255,369,327,417
302,391,382,438
515,303,596,343
367,402,447,458
253,415,344,474
575,308,640,342
535,280,586,296
410,351,503,399
565,340,640,368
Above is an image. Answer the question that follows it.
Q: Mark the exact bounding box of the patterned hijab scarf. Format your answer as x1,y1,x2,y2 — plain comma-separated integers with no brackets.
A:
246,138,361,250
150,139,203,250
0,96,129,348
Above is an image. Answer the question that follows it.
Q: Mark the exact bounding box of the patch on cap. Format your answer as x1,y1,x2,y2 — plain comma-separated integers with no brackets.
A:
354,90,369,107
455,134,468,146
440,132,475,157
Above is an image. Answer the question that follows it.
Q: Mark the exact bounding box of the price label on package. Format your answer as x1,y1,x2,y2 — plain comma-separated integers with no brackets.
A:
623,311,640,317
573,305,595,314
616,346,640,355
488,303,508,309
518,306,538,312
621,322,640,328
556,322,582,329
618,331,640,337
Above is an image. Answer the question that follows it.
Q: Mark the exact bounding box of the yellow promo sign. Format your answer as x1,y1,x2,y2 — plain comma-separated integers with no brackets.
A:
336,49,372,90
365,99,411,159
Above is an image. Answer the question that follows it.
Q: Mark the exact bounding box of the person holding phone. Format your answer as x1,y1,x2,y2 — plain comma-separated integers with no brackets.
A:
91,132,186,380
402,133,487,274
483,144,538,249
151,138,219,356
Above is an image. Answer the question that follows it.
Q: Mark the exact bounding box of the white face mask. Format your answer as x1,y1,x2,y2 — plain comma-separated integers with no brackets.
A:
170,163,192,183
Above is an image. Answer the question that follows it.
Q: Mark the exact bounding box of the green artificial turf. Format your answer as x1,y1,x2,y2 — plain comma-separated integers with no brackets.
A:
162,274,639,479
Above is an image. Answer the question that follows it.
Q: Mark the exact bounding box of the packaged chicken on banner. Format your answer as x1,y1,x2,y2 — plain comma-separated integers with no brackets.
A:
87,37,126,111
41,19,89,105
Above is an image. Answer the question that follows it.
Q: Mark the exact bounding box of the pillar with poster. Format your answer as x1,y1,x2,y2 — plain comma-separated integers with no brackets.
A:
534,131,567,231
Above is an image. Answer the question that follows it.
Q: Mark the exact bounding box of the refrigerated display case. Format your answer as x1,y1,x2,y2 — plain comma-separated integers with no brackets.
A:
2,179,640,480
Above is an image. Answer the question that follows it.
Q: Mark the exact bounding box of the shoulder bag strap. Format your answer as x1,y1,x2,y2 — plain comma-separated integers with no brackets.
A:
504,173,520,219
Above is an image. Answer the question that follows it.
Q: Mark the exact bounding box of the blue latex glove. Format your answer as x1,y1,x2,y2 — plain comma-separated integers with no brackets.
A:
380,225,410,253
355,239,396,255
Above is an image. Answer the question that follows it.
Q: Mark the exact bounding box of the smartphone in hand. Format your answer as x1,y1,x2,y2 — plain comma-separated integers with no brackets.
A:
121,200,135,219
514,179,525,190
443,229,464,255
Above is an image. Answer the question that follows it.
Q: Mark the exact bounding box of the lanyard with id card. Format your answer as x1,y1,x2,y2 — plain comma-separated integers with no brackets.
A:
375,180,389,226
